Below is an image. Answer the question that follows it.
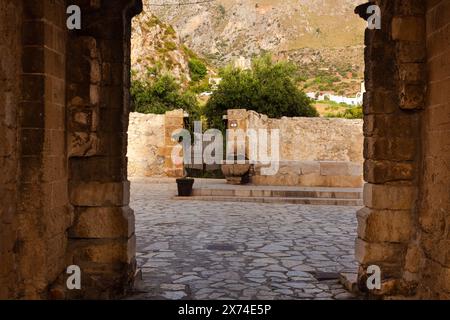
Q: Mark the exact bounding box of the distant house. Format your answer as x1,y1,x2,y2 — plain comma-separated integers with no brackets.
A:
306,82,365,106
233,56,252,70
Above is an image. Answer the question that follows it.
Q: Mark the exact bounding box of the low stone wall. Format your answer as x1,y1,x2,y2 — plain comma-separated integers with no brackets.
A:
227,110,364,188
253,161,363,188
246,110,364,162
128,112,165,177
127,110,184,178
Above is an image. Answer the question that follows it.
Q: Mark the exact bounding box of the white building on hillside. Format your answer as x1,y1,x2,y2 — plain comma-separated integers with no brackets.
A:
233,56,252,70
306,82,365,106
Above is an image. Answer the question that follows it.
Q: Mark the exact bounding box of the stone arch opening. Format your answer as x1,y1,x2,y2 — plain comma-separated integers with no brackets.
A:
125,0,363,297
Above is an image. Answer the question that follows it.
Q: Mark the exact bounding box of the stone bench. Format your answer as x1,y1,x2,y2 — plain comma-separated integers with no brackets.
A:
251,160,363,188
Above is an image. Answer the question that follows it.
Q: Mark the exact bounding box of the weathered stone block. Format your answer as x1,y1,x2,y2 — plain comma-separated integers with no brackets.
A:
395,0,425,15
363,183,417,210
299,161,320,175
392,17,425,41
403,244,424,274
364,160,415,183
68,132,99,157
396,42,426,63
399,63,426,82
70,236,135,265
297,174,363,188
364,136,416,161
320,161,349,176
70,206,134,239
355,238,406,264
357,207,413,243
70,181,130,207
400,84,425,109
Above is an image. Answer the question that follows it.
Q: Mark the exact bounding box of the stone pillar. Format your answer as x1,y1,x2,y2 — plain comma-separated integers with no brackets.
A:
162,109,185,177
65,0,142,299
357,0,426,297
227,109,249,160
13,0,70,299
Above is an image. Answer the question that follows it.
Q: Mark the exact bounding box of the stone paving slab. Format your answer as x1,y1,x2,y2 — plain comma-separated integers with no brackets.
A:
175,196,364,206
127,181,361,300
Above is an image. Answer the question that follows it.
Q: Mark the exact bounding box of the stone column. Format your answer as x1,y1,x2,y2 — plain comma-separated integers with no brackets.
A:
14,0,70,299
226,109,249,160
356,0,426,297
65,0,142,299
162,109,185,177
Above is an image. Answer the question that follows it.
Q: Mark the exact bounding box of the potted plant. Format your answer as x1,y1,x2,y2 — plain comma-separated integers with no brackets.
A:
176,176,195,197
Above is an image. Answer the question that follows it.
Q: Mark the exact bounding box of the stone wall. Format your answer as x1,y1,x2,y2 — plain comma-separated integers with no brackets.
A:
417,0,450,299
127,110,185,178
0,0,22,299
0,0,71,299
128,113,165,177
246,110,364,162
25,0,70,299
252,161,364,188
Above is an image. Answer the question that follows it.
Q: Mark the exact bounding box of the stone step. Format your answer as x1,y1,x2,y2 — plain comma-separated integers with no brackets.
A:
175,195,363,206
192,188,362,200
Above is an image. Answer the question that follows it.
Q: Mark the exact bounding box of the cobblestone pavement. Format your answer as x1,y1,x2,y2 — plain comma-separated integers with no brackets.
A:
128,181,361,300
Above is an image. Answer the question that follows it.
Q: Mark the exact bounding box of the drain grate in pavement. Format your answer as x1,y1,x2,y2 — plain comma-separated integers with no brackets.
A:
206,243,237,251
310,271,340,281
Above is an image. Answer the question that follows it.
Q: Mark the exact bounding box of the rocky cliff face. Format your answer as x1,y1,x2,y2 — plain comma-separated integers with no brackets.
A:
145,0,365,69
131,12,193,83
131,0,366,95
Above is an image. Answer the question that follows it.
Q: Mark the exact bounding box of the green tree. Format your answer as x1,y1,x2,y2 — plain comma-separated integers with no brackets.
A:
204,55,318,128
131,73,198,115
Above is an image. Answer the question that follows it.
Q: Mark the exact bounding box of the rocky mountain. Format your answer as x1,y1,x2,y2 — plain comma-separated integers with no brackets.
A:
132,0,366,95
132,12,198,84
145,0,365,68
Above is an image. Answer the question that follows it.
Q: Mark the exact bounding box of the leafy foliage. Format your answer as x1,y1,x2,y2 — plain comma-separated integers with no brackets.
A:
188,58,208,82
325,106,363,119
204,55,318,128
131,73,198,115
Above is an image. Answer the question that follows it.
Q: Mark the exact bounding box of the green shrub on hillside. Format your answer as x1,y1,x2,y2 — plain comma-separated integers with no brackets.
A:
325,106,363,119
164,41,177,51
188,58,208,82
189,78,212,94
